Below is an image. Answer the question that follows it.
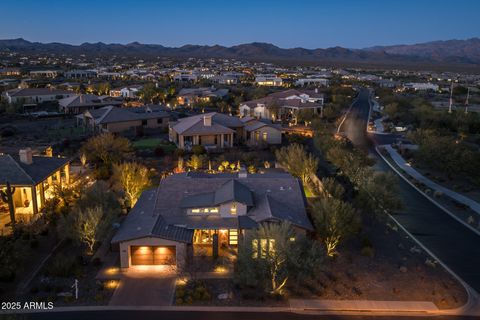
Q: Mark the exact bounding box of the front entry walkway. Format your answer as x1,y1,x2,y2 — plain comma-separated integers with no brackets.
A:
109,271,176,306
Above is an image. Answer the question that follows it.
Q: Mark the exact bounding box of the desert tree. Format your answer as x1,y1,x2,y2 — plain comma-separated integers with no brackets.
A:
113,162,151,207
275,144,318,185
311,196,359,256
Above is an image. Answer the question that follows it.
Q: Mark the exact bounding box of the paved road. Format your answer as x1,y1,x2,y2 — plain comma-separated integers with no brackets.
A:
342,88,480,293
20,310,478,320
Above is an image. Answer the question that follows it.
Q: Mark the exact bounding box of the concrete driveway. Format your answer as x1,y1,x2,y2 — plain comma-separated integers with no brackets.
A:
109,272,176,306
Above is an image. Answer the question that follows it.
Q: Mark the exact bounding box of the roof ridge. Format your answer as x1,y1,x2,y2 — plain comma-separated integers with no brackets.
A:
6,154,35,184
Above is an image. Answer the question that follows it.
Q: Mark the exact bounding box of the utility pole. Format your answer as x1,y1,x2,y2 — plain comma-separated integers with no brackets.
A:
465,86,470,114
448,82,454,114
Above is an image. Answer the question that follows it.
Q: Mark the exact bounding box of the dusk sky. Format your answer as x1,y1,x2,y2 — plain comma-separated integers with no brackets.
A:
1,0,479,49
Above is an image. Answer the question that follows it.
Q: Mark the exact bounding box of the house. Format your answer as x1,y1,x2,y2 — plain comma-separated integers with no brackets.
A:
403,82,439,91
58,94,123,114
111,171,312,269
295,78,329,87
64,69,97,79
0,148,71,233
240,117,282,146
173,71,198,82
255,74,283,86
0,68,21,76
3,88,74,105
239,89,324,123
29,70,61,78
110,85,143,99
169,113,242,150
176,87,229,106
79,105,170,134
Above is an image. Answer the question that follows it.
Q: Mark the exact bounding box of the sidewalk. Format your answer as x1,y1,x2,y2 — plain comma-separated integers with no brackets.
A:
289,299,438,313
383,144,480,216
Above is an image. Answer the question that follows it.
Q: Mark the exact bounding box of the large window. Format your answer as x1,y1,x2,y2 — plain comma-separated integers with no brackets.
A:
252,238,275,259
191,207,219,214
229,229,238,245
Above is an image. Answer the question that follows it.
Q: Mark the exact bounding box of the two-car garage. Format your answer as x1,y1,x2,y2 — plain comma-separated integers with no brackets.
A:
130,246,176,266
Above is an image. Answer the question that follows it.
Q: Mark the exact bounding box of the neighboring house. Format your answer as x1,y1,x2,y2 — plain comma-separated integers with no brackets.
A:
111,171,312,269
169,112,282,150
211,75,238,85
3,88,74,105
255,74,283,86
110,85,143,99
64,70,97,79
173,71,198,82
176,87,229,106
58,94,122,114
169,113,241,150
0,148,71,233
29,70,61,78
295,78,329,87
79,105,170,134
240,117,282,146
0,68,21,76
239,89,324,123
403,82,439,91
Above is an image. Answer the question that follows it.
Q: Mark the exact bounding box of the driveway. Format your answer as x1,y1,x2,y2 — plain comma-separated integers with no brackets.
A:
109,272,176,306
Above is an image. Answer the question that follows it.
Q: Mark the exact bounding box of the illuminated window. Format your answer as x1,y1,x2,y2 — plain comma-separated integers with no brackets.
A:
229,229,238,245
190,207,219,214
262,132,268,141
192,209,200,213
252,238,275,259
230,203,237,215
210,208,219,213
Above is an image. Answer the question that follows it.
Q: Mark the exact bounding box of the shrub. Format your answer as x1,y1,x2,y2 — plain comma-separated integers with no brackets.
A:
154,146,165,157
175,148,185,158
360,246,375,258
192,145,206,155
50,253,78,277
92,257,103,267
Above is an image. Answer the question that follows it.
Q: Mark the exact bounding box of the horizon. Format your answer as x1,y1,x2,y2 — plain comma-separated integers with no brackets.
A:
2,36,480,50
1,0,479,49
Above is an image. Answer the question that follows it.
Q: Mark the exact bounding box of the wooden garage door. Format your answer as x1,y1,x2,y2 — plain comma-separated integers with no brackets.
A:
130,246,176,265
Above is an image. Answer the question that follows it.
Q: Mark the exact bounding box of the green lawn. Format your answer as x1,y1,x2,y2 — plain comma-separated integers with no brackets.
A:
133,138,177,154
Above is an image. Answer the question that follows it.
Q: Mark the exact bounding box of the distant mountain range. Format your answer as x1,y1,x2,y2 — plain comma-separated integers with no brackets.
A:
1,38,480,68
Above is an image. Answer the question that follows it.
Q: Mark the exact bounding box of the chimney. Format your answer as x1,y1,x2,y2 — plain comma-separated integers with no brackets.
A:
45,146,53,157
238,166,247,178
203,114,212,126
19,148,33,165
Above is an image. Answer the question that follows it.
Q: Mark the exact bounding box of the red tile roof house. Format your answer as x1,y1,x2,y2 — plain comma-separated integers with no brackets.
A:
0,148,71,235
239,89,324,124
169,112,282,151
111,170,312,270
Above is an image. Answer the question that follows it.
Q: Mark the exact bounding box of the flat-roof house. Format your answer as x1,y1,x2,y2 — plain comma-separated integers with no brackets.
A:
3,88,74,105
110,85,143,99
0,148,71,234
111,171,312,269
239,89,324,124
79,105,171,134
255,74,283,87
58,94,123,114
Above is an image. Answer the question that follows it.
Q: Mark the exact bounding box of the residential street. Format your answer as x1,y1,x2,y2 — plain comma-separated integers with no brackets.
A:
341,88,480,294
20,310,479,320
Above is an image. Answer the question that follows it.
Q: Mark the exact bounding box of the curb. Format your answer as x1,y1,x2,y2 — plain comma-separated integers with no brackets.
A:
374,146,480,316
376,146,480,237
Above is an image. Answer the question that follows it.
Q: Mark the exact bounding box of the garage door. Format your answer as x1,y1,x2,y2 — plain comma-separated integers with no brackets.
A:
130,246,176,265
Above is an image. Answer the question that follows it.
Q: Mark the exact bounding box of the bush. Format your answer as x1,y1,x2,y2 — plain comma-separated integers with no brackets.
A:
50,253,79,277
360,246,375,258
175,148,185,158
192,145,206,155
154,146,165,157
92,257,103,267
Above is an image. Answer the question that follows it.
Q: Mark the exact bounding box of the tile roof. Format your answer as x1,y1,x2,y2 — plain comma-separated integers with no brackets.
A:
85,105,170,124
0,154,70,186
7,88,71,97
171,112,240,135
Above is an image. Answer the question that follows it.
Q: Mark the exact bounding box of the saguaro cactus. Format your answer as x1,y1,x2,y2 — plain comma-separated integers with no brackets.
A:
0,181,16,227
